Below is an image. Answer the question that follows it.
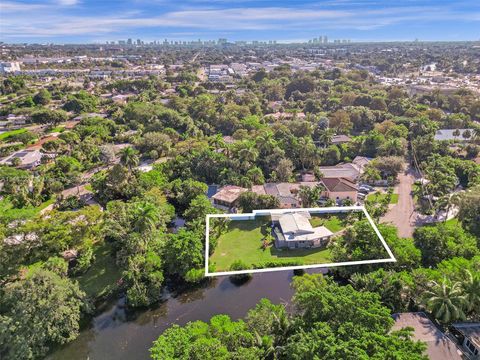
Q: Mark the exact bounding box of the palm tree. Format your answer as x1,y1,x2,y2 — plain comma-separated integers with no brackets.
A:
462,129,471,141
256,131,276,155
133,202,159,236
296,137,317,170
443,191,463,222
238,144,259,169
208,134,225,151
453,128,461,141
246,167,265,185
298,185,321,207
120,146,139,171
318,128,334,148
461,270,480,314
471,127,479,144
382,138,405,156
422,277,467,324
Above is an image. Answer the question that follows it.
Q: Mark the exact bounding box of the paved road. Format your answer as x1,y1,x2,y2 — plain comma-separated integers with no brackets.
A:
381,165,418,238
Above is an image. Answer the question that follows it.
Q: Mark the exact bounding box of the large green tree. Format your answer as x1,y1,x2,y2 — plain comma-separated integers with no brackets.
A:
413,223,478,267
0,269,89,359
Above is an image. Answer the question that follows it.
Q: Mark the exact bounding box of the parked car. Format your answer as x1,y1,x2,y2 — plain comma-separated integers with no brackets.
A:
358,187,371,194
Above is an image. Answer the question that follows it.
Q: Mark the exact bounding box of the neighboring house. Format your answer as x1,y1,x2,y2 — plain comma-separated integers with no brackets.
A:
434,129,474,141
111,94,133,104
272,211,333,249
318,164,361,181
321,177,358,203
317,157,371,182
211,185,248,211
252,182,302,208
451,323,480,359
6,114,28,126
301,173,316,182
265,112,306,121
0,149,43,169
0,61,21,74
252,178,359,207
391,312,463,360
72,113,107,121
331,134,352,145
352,156,372,170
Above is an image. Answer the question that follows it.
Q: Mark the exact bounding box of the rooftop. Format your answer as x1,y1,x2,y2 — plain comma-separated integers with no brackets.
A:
317,163,362,180
391,312,462,360
331,134,352,144
212,185,247,204
452,322,480,349
277,212,333,241
322,177,358,192
0,149,43,167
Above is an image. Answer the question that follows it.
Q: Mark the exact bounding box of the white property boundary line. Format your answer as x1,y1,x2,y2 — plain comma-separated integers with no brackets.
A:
205,206,396,277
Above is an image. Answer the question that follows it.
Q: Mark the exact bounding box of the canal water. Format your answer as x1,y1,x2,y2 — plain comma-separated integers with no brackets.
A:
49,269,326,360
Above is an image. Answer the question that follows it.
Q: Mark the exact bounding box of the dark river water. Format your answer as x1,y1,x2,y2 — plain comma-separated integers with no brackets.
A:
49,269,326,360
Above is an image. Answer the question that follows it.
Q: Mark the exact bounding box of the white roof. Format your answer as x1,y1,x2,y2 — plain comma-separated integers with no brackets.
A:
278,213,333,242
0,149,43,166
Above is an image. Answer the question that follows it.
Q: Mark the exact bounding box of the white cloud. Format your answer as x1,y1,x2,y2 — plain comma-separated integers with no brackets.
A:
0,3,478,40
0,1,47,11
57,0,79,5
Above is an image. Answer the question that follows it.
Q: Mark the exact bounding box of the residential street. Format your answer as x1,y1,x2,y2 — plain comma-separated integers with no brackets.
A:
381,165,418,238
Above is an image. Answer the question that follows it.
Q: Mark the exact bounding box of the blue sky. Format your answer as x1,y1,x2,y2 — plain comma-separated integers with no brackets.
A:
1,0,479,43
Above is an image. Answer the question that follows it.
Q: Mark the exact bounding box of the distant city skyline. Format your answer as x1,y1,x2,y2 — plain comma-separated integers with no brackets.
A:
1,0,479,44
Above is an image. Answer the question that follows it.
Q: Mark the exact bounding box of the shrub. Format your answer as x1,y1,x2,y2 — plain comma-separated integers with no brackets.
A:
229,260,252,285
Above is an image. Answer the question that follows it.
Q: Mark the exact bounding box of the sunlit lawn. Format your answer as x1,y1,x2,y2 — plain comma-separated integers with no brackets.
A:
309,215,345,232
0,196,55,223
48,125,65,133
210,217,332,272
0,128,27,141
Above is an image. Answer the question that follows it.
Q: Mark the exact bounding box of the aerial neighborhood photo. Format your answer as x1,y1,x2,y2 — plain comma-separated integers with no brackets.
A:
0,1,479,359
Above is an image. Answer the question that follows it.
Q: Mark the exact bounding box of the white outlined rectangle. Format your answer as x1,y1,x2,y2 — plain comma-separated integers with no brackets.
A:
205,206,396,277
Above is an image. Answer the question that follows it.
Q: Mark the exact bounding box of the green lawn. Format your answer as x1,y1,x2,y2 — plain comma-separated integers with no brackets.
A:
0,197,55,223
367,192,399,204
443,218,461,228
309,215,345,232
0,128,27,141
75,242,122,298
48,125,65,133
210,217,332,272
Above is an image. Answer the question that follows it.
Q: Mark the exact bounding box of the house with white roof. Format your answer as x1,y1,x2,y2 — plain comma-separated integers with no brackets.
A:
0,149,43,169
272,212,333,249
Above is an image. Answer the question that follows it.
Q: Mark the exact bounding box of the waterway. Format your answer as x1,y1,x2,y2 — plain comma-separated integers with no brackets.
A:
49,269,326,360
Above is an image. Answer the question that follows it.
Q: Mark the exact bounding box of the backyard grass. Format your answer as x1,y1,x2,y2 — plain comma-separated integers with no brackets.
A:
0,128,27,141
75,242,122,298
309,215,345,232
210,217,332,272
367,192,399,204
0,196,55,223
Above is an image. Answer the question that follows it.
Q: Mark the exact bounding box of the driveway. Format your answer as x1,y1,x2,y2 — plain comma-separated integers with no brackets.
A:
381,165,418,238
